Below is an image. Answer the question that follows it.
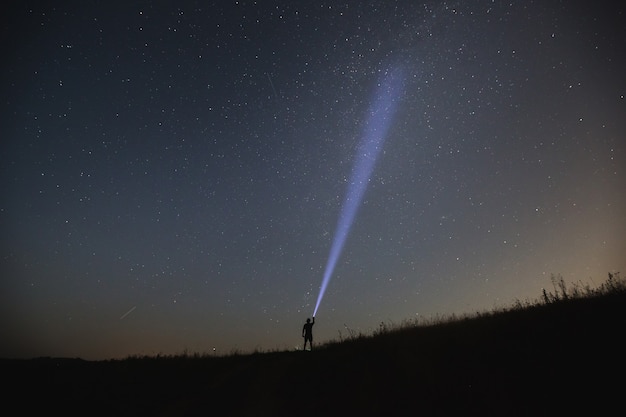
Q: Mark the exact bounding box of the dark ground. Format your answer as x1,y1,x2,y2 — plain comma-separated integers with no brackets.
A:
4,290,625,416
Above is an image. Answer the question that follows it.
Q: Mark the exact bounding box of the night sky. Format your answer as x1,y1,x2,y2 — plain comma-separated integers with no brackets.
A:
2,1,624,360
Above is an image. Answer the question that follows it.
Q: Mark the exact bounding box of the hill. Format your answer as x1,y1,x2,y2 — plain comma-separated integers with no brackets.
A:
4,282,625,416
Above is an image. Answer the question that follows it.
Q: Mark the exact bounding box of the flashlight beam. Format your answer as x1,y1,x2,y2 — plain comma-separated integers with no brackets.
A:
313,66,404,317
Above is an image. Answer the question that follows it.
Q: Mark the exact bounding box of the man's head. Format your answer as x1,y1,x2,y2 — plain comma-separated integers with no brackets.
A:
306,318,311,323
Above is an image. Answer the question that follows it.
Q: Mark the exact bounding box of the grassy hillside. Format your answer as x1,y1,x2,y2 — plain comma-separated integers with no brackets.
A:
4,274,625,416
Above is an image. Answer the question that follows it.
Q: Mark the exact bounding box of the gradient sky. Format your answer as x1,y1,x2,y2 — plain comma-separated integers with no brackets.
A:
1,0,624,360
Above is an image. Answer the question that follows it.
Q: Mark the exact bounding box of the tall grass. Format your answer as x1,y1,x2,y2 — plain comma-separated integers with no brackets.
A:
118,271,624,359
541,271,624,303
325,271,624,344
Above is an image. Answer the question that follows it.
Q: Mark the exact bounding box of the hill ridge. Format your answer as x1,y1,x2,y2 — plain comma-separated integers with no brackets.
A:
4,288,625,416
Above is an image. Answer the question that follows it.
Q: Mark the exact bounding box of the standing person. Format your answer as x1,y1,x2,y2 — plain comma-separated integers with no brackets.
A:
302,317,315,351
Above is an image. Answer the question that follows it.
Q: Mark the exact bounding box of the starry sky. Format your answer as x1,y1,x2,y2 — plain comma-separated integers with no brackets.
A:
1,1,625,360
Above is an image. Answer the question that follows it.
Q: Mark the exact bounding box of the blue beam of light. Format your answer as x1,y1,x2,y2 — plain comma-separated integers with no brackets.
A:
313,66,405,317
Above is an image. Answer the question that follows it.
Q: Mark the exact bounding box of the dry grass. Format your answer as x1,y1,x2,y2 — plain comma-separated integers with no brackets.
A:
4,272,625,416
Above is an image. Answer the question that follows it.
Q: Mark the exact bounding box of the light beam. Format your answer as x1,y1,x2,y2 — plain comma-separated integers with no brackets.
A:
313,66,405,317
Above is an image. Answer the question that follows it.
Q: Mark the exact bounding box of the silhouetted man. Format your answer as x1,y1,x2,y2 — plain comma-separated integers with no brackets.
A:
302,317,315,351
